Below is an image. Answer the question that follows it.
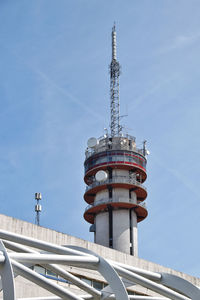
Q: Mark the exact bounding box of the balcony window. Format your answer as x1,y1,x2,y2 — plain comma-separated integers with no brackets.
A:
46,269,58,278
81,277,92,286
34,265,46,275
93,280,103,290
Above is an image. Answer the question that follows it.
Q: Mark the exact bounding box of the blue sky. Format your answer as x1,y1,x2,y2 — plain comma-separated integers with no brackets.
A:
0,0,200,278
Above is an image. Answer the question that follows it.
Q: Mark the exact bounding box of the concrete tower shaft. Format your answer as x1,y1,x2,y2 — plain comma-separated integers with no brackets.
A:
83,26,148,256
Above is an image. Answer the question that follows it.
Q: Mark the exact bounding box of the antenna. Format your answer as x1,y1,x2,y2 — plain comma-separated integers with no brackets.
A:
110,23,121,137
142,140,150,156
35,193,42,226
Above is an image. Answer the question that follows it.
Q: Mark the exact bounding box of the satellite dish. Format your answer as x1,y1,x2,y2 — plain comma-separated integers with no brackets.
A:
87,137,98,148
146,150,150,155
95,170,108,182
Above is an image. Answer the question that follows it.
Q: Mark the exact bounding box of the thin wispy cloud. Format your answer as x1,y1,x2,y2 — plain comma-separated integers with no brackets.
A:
151,152,200,201
160,32,200,53
0,43,104,123
128,75,178,113
34,68,104,121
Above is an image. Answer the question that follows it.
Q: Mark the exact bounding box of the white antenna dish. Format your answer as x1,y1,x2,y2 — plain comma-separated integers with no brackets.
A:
146,150,150,155
87,137,98,148
95,170,108,182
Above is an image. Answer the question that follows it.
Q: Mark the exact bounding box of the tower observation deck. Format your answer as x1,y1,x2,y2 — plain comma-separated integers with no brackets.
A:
83,25,148,256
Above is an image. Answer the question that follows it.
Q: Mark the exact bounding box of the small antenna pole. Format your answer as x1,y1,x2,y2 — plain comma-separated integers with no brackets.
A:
143,140,147,156
35,193,42,226
110,23,121,137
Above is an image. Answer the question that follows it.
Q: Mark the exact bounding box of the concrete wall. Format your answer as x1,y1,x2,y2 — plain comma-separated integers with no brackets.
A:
112,187,129,201
0,214,199,298
113,169,128,177
95,211,109,247
130,191,137,204
95,189,108,202
113,209,130,254
131,208,138,256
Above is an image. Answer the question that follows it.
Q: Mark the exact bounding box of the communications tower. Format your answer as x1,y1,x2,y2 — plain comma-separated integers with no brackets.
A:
83,25,148,256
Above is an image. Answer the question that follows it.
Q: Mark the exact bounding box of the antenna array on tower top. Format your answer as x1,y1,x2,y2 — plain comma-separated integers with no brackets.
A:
110,24,121,137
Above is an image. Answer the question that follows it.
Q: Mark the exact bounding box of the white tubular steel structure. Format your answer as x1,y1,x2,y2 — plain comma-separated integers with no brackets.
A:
0,230,199,300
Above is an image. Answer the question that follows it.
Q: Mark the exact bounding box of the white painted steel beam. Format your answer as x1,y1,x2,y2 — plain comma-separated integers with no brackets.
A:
0,231,199,300
82,296,170,300
18,297,170,300
3,240,101,298
0,252,5,264
160,273,200,300
18,298,62,300
108,260,161,281
3,240,39,254
43,263,101,298
0,230,90,257
11,260,85,300
9,253,99,267
123,297,170,300
113,264,190,300
18,298,61,300
70,246,129,300
0,241,16,300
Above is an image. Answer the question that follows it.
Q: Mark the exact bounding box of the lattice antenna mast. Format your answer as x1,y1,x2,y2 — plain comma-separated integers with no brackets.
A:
110,24,121,137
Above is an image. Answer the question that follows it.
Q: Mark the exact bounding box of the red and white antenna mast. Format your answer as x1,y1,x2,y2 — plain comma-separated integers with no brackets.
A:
110,24,121,137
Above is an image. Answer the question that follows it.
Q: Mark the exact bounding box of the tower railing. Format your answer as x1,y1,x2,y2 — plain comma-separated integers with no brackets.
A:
85,198,147,212
85,136,145,159
85,175,146,192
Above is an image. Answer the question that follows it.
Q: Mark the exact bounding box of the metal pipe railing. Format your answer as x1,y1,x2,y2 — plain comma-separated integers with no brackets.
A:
85,136,144,159
85,199,147,212
85,176,146,192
